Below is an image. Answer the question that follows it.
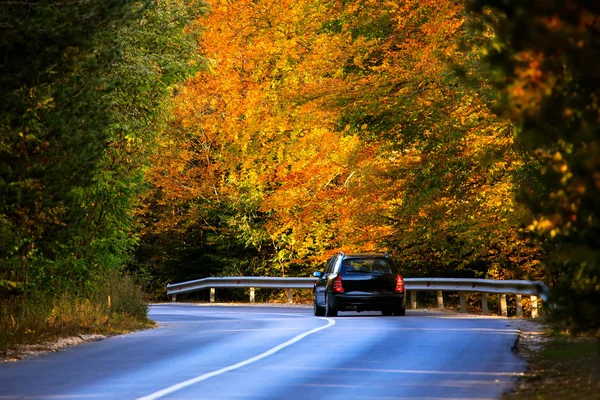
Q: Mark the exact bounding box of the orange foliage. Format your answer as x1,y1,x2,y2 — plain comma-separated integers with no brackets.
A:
145,0,543,277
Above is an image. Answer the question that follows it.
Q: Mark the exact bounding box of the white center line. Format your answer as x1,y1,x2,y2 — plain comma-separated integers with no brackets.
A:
137,317,336,400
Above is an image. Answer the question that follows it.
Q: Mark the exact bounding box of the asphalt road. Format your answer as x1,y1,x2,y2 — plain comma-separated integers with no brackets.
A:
0,304,526,399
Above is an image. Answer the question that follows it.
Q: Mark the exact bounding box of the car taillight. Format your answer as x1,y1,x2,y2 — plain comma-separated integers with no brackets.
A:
395,275,404,293
333,275,344,293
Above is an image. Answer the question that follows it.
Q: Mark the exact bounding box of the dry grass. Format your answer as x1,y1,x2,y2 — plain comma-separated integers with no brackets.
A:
0,272,153,352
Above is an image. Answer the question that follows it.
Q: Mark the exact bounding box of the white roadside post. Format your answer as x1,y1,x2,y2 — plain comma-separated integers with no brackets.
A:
437,291,444,309
481,293,488,315
287,289,293,304
459,292,467,313
410,291,417,309
531,295,538,318
171,295,176,303
250,287,255,303
210,288,215,303
516,294,523,317
500,294,508,317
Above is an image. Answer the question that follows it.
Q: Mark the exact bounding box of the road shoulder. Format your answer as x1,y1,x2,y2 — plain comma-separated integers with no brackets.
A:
504,319,600,399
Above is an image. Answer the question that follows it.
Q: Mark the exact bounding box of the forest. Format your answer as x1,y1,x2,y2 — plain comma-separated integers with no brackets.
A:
1,0,599,346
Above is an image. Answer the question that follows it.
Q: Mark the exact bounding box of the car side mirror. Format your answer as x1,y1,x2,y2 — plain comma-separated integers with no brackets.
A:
312,271,322,278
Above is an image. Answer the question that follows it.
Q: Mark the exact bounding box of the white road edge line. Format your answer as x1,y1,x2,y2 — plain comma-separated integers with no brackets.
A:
136,317,336,400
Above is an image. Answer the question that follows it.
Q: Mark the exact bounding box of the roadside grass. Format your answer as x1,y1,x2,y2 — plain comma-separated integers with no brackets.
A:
0,272,154,354
504,332,600,400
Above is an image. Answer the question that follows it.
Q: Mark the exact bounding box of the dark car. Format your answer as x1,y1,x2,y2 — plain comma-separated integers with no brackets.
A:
313,252,406,317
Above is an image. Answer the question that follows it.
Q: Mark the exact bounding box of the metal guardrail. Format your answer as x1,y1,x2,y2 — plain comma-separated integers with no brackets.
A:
166,276,549,318
167,277,316,295
405,278,549,301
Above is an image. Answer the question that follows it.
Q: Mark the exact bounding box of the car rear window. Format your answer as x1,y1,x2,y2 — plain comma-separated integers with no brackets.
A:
341,258,395,275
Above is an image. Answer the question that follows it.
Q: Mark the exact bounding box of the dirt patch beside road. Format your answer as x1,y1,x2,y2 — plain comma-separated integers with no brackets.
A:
1,334,106,363
504,319,600,400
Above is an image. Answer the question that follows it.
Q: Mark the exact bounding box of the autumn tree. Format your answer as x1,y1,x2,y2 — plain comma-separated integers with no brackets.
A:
140,0,551,302
292,0,543,279
138,0,395,289
469,0,600,332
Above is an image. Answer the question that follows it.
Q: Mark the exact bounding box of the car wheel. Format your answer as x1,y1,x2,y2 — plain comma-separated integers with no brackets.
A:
325,294,338,317
313,293,325,316
381,309,393,316
394,306,406,316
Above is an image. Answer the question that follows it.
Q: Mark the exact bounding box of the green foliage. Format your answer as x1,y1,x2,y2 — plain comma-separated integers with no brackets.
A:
0,0,206,298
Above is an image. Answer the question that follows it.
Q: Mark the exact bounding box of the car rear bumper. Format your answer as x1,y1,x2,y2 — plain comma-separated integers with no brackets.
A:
332,292,405,311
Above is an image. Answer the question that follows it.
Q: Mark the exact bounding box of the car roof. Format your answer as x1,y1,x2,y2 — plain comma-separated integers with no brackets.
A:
343,252,389,259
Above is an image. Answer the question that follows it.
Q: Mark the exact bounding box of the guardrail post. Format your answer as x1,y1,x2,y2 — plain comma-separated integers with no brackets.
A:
459,292,467,313
250,287,255,303
171,295,176,303
287,289,293,304
481,293,488,315
531,295,538,318
516,294,523,317
210,288,215,303
437,291,444,308
410,291,417,309
500,294,507,317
